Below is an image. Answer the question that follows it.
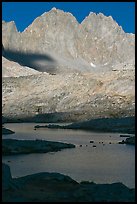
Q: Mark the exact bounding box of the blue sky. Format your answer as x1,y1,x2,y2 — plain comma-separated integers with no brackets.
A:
2,2,135,33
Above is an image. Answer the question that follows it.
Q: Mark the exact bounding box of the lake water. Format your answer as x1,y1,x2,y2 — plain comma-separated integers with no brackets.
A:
2,123,135,188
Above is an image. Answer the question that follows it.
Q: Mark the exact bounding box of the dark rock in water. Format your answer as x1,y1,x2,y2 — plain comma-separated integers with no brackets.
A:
2,127,15,135
2,164,135,202
35,124,60,129
119,136,135,145
90,140,94,143
2,139,75,155
119,140,125,144
120,134,131,137
93,145,96,147
34,125,45,128
125,136,135,145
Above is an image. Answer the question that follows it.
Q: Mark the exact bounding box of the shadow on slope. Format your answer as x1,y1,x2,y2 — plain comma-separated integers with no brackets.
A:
3,47,57,74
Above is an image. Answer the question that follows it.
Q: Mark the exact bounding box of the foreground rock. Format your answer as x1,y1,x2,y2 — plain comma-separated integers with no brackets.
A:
2,163,135,202
35,116,135,134
2,139,75,155
2,163,13,191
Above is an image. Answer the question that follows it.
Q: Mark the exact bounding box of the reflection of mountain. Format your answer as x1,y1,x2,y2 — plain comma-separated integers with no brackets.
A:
2,8,135,122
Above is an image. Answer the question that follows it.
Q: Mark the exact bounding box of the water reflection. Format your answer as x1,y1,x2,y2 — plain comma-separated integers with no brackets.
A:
2,123,135,188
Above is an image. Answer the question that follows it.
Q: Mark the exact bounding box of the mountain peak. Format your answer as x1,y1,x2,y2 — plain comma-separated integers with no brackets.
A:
2,8,134,73
51,7,57,11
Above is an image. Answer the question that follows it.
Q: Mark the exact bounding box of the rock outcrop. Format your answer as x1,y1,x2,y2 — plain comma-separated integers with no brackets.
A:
2,8,135,122
2,163,13,191
2,139,75,155
35,117,135,134
119,136,135,145
2,126,15,135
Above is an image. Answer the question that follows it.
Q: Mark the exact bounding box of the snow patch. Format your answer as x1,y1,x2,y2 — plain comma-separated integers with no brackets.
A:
90,62,96,67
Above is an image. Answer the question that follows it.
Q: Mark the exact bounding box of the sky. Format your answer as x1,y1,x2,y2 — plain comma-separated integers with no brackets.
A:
2,2,135,33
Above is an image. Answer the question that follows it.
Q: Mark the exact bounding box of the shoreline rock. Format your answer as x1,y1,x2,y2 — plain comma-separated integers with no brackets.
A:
2,163,135,202
2,139,75,155
2,127,15,135
119,136,135,145
34,116,135,134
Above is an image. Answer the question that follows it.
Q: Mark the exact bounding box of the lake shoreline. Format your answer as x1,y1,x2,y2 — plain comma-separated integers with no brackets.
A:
2,122,135,193
2,139,75,156
2,163,135,202
34,116,135,134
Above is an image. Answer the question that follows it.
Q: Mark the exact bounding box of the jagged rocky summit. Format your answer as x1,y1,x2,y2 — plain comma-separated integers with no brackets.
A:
2,8,135,122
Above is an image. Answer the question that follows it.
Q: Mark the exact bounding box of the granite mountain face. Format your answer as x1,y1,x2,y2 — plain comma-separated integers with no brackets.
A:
2,8,135,122
2,8,134,73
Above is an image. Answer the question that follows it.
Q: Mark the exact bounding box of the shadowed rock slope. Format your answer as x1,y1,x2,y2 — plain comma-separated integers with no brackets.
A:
2,163,135,202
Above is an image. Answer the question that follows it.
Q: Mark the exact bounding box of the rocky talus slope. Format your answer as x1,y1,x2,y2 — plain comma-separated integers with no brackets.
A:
2,57,40,77
2,8,135,122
